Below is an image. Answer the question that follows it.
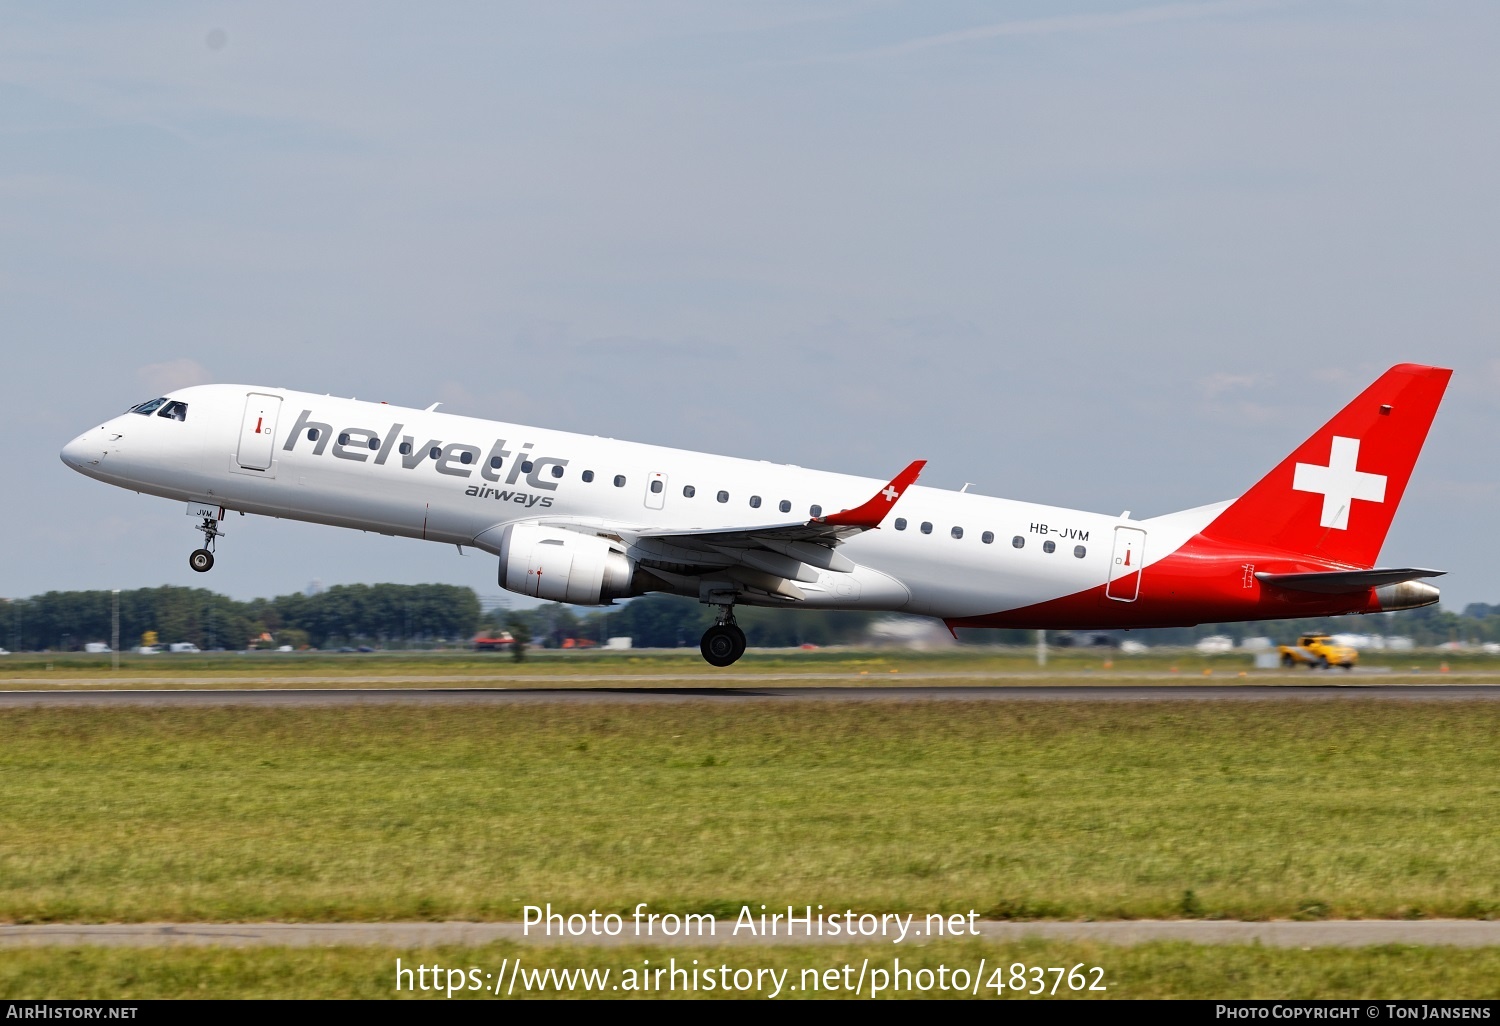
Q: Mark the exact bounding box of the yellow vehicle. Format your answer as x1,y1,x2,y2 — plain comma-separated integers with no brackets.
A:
1278,633,1357,670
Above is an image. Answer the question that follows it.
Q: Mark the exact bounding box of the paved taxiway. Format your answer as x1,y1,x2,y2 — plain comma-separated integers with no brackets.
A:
3,920,1497,948
0,684,1496,706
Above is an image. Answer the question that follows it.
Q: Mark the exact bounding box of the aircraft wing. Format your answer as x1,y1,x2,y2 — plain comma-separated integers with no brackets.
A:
618,459,926,597
1254,567,1445,594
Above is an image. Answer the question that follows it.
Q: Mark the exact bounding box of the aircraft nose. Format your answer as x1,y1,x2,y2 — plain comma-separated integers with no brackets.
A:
61,429,103,471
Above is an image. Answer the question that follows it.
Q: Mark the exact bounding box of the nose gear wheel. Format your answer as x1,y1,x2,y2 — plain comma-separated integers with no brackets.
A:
189,512,224,573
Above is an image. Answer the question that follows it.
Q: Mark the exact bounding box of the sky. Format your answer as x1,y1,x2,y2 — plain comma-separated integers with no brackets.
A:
2,1,1497,613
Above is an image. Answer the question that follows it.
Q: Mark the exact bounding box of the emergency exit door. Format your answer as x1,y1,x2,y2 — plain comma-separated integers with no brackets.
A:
1106,526,1146,602
645,472,667,510
236,393,282,471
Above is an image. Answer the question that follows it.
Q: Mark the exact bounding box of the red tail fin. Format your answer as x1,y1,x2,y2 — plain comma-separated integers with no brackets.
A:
1201,364,1450,568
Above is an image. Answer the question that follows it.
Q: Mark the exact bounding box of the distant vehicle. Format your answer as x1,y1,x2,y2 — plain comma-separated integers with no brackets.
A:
1195,635,1235,654
473,633,515,651
1279,633,1357,670
137,645,161,655
84,642,111,654
1118,640,1148,654
168,642,201,653
0,648,10,656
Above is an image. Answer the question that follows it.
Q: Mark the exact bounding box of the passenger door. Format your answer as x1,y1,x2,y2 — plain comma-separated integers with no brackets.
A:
1106,526,1146,602
236,394,282,472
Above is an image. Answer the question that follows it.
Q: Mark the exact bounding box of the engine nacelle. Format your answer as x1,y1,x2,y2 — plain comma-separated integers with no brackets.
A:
497,523,635,605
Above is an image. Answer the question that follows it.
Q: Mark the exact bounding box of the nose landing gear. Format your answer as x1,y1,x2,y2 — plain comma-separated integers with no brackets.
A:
189,511,224,573
700,605,746,667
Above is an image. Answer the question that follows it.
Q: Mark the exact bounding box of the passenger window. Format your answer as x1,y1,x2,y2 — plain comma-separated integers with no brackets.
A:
614,475,626,487
683,485,696,498
982,531,994,544
551,464,564,478
1012,536,1025,548
650,479,664,494
489,455,501,469
309,429,321,442
429,447,441,460
129,398,167,416
894,518,907,531
460,450,474,465
920,522,933,535
157,401,188,421
717,490,729,503
521,460,534,473
951,526,963,540
1074,545,1087,558
778,500,791,513
368,437,379,450
1043,540,1055,553
582,470,595,482
810,505,822,518
749,495,761,508
338,433,350,446
400,442,412,455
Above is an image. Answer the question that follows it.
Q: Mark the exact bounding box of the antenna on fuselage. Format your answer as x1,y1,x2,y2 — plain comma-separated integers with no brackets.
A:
425,402,442,412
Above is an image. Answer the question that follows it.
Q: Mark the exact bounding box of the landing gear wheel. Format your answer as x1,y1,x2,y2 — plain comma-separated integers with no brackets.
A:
701,624,747,667
190,509,225,573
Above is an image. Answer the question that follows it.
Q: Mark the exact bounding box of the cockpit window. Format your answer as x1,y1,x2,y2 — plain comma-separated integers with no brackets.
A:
157,401,188,422
129,398,167,416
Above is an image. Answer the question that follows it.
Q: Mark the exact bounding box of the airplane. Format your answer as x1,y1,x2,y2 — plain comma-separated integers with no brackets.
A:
60,363,1450,666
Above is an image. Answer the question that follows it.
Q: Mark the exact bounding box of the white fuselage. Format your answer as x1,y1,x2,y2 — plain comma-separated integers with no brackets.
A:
61,383,1214,619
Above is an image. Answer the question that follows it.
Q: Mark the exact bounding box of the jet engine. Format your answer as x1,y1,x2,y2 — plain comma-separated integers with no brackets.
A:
497,523,636,605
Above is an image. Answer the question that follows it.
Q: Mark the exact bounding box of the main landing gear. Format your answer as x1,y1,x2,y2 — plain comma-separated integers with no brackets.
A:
700,604,746,667
189,511,223,573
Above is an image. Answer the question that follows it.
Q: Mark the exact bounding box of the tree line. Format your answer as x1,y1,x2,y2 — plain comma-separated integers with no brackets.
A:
491,596,884,650
4,584,1498,652
0,584,479,651
492,596,1500,651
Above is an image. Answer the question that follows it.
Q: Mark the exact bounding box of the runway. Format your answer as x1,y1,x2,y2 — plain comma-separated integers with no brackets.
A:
0,684,1497,706
2,920,1497,948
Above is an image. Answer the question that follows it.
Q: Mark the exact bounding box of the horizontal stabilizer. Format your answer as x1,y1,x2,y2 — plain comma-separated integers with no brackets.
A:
1254,567,1445,594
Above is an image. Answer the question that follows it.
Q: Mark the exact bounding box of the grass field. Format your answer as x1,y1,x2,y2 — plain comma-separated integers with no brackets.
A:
4,940,1498,999
1,645,1496,687
2,701,1497,924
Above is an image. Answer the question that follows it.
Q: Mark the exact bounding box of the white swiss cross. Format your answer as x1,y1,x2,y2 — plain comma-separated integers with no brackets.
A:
881,486,900,501
1292,436,1386,530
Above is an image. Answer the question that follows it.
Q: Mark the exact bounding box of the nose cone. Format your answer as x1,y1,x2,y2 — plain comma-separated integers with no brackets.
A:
61,429,106,474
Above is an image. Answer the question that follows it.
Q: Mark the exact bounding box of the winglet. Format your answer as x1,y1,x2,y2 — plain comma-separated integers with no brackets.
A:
816,459,926,529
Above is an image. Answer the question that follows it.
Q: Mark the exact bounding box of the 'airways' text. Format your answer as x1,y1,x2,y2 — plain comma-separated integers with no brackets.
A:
465,486,553,509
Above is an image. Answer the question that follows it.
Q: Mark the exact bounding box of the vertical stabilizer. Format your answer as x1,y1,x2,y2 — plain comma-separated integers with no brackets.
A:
1200,364,1450,568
